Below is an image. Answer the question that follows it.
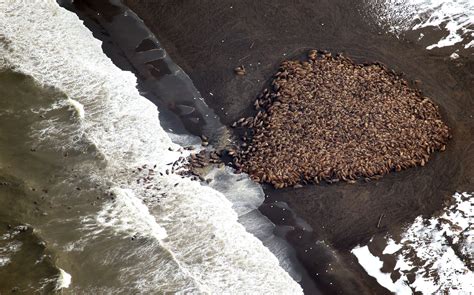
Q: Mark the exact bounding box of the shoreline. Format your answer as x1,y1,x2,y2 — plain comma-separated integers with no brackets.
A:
2,1,308,292
122,0,474,293
60,0,318,292
67,0,473,293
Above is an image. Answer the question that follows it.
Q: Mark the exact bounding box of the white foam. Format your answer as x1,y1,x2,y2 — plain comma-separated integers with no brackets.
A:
0,257,10,267
205,166,304,282
96,188,168,240
205,166,264,216
367,0,474,50
67,98,85,119
0,1,302,293
0,230,22,268
56,268,72,290
353,192,474,294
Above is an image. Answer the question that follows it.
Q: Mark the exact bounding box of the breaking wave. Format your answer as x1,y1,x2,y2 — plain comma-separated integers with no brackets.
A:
0,1,302,293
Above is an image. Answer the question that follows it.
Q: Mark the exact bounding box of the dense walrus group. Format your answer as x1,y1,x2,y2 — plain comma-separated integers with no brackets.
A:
230,50,451,188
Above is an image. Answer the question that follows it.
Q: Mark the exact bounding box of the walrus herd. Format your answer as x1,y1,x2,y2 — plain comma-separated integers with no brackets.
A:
230,50,451,188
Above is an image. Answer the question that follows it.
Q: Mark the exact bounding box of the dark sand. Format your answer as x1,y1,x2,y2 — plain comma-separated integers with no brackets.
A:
67,0,474,294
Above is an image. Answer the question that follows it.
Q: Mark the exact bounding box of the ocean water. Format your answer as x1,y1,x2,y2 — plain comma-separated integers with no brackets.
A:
0,1,302,293
1,0,472,293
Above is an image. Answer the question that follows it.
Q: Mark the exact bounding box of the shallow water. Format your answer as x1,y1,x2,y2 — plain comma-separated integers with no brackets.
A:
0,1,303,293
0,0,472,293
0,70,73,293
121,0,474,293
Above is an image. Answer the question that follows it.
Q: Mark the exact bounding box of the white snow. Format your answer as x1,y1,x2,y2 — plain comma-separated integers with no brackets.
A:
353,192,473,294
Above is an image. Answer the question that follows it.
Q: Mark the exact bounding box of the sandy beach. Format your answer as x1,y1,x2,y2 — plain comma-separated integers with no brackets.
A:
62,0,474,293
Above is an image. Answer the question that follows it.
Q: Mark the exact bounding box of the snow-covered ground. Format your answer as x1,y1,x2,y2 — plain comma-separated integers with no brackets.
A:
353,192,473,294
366,0,474,51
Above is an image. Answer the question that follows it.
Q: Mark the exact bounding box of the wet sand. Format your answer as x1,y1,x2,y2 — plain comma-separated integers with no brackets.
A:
68,0,473,293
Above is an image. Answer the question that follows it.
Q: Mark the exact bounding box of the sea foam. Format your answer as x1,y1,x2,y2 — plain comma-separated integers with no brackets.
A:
0,1,302,293
56,268,72,290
